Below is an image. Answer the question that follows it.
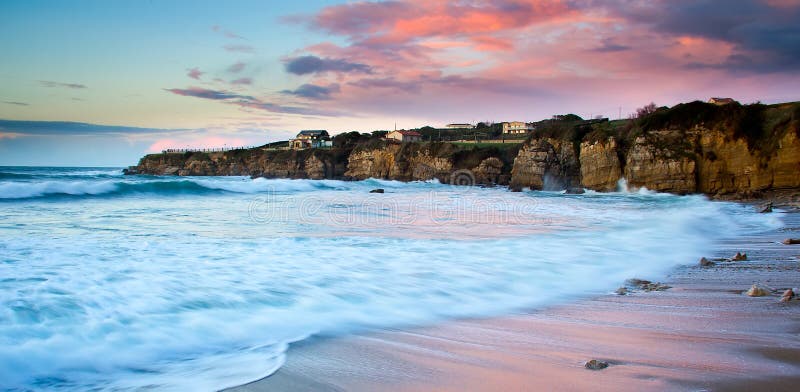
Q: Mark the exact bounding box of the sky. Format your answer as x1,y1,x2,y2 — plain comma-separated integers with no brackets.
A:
1,0,798,166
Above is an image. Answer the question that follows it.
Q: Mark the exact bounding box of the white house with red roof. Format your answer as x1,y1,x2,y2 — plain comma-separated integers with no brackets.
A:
386,130,423,143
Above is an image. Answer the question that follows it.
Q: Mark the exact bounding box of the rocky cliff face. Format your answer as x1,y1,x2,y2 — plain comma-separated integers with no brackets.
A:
695,127,800,195
509,102,800,196
509,137,580,190
578,138,622,192
130,142,518,186
131,148,347,179
623,132,697,194
346,142,516,185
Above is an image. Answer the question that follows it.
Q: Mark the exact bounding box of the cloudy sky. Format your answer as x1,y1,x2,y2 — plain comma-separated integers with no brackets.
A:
1,0,798,166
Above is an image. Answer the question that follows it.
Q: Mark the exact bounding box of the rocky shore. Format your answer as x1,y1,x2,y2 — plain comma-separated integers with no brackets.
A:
127,101,800,199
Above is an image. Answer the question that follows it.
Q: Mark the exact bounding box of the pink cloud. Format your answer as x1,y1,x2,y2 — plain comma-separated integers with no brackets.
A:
212,25,244,39
230,77,253,85
227,62,246,73
186,67,204,80
471,36,514,52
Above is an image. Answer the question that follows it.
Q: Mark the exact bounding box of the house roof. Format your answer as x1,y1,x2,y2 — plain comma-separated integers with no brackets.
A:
392,130,422,136
709,97,735,103
297,130,328,136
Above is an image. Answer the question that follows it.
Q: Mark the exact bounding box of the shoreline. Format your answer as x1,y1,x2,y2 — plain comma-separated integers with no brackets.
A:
228,209,800,391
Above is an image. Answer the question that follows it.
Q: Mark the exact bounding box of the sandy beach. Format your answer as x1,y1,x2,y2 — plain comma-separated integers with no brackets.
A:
229,209,800,392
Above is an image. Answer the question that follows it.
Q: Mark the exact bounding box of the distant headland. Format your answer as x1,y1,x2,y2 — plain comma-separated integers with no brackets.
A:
126,99,800,200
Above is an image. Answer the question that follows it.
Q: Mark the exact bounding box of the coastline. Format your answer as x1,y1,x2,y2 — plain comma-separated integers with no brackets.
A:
228,209,800,392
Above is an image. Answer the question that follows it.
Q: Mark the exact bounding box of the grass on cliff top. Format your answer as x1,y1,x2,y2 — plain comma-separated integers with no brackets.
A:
638,100,799,155
579,100,799,157
452,142,522,149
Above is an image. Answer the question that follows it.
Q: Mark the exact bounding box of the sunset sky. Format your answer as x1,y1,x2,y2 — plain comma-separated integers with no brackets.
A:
1,0,798,166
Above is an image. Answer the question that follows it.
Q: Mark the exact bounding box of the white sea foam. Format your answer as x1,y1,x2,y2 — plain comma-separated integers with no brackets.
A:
0,171,783,390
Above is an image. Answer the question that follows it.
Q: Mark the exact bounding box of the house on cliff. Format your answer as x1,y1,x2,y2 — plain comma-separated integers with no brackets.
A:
289,130,331,149
445,123,475,129
502,121,536,134
386,130,423,143
708,97,737,105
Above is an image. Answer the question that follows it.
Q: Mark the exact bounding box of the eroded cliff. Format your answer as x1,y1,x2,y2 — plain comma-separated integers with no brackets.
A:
509,101,799,196
131,148,348,179
345,142,519,185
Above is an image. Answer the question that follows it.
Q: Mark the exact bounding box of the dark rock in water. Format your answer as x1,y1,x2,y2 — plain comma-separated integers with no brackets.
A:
699,257,715,267
782,238,800,245
625,278,671,292
585,359,609,370
369,188,385,194
781,289,795,302
509,184,523,192
731,252,747,261
565,187,586,194
760,202,773,213
615,287,628,295
746,284,768,297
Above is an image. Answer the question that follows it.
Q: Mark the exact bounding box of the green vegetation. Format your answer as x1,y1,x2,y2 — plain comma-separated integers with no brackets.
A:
452,142,522,149
260,140,289,149
539,100,800,159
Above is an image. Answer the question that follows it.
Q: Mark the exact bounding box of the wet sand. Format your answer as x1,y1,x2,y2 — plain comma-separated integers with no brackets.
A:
228,211,800,392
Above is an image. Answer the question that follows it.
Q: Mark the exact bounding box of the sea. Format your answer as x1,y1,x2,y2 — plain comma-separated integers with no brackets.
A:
0,166,783,390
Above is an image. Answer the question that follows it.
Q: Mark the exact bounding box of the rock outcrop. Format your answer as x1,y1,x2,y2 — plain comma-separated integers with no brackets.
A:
695,126,800,195
131,149,347,179
579,138,623,191
509,138,580,190
623,132,697,194
345,142,516,185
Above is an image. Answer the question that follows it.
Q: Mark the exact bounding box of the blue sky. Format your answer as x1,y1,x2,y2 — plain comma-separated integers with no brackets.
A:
1,0,798,166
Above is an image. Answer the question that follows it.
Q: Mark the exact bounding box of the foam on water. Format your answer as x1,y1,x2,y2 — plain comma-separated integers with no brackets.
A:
0,167,783,390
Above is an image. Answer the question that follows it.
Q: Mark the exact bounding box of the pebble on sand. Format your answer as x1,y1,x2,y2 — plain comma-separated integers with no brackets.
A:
625,279,671,292
731,252,747,261
780,289,795,302
585,359,609,370
699,257,715,267
746,284,769,297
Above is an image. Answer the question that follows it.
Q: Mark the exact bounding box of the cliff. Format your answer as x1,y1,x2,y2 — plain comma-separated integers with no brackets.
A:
509,101,800,197
130,148,349,179
345,142,519,185
509,137,580,191
130,141,520,186
128,100,800,198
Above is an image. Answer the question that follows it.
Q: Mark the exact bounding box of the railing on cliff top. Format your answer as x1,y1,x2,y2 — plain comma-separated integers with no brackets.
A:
161,146,260,154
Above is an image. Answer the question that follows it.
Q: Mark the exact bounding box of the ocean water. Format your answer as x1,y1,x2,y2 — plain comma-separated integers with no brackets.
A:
0,166,783,390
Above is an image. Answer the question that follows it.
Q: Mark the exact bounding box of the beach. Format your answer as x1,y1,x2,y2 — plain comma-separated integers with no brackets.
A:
231,210,800,392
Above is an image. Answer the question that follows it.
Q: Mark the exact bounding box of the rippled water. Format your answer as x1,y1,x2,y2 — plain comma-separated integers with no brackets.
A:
0,166,782,390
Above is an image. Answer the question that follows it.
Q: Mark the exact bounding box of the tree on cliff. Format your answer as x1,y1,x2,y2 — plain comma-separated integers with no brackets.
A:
333,131,368,148
636,102,658,118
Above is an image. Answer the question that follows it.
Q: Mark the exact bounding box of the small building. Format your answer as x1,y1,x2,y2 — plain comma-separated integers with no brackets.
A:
501,121,535,134
386,130,423,143
445,123,475,129
289,130,331,149
708,97,736,105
